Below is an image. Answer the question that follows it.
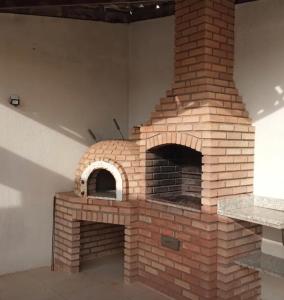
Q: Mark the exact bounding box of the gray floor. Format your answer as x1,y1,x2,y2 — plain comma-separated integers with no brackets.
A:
1,255,283,300
0,255,170,300
262,273,284,300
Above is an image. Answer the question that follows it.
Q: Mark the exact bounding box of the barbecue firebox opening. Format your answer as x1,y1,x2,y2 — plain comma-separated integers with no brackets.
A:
146,144,202,210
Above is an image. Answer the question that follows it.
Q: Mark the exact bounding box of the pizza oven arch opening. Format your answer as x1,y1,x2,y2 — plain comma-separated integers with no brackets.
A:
146,144,202,210
80,161,123,200
88,169,116,198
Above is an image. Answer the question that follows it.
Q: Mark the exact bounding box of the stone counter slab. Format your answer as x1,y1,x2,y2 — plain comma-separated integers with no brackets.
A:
218,195,284,229
235,253,284,279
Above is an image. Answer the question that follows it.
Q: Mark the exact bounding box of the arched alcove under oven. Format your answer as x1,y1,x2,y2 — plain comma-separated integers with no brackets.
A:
146,144,202,210
80,161,123,200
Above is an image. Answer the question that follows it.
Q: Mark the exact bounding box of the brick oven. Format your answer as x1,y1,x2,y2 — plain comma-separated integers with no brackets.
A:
53,0,262,299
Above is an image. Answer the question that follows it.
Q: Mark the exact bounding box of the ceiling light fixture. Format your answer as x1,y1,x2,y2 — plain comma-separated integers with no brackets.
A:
156,3,160,9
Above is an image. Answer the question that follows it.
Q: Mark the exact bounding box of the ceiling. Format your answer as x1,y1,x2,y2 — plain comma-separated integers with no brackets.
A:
0,0,258,23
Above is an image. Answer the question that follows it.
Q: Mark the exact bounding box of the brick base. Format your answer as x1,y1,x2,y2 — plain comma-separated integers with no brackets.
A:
53,192,261,300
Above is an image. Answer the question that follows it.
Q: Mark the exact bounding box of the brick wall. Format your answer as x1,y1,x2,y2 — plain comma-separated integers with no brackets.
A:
138,201,218,299
146,148,183,198
146,144,202,201
80,222,124,262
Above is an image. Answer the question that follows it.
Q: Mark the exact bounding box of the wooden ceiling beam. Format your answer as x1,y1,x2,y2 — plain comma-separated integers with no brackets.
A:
235,0,258,4
0,0,259,23
0,2,174,23
0,0,258,9
0,0,131,9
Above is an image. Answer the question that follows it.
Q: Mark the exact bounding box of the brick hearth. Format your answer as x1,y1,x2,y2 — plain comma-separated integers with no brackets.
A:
53,0,262,299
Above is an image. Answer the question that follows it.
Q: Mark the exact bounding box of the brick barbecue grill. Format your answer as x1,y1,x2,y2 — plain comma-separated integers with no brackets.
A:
53,1,262,299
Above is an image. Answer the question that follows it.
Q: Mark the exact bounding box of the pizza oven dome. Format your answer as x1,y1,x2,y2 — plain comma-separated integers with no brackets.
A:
74,140,140,200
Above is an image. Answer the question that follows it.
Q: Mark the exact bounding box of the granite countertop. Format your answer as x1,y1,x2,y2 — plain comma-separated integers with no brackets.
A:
235,252,284,278
218,195,284,229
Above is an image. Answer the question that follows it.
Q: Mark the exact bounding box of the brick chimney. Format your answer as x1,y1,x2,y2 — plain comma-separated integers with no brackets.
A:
174,0,237,87
137,0,254,208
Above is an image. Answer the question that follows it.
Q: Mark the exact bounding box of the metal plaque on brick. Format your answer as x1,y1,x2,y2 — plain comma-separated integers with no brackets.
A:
161,235,180,251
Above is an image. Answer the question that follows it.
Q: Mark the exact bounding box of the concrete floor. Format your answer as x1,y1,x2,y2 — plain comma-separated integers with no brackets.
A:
261,273,284,300
0,255,170,300
0,254,283,300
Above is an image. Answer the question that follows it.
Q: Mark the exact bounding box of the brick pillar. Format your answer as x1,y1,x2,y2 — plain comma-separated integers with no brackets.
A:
217,217,262,299
53,198,80,272
124,225,139,283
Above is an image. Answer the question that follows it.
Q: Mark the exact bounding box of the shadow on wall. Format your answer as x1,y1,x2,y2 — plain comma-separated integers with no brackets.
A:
0,13,129,146
235,0,284,123
0,146,72,275
253,84,284,121
0,58,127,145
238,82,284,122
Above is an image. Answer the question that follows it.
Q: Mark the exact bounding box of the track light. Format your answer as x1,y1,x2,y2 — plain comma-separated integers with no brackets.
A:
139,3,144,8
156,3,160,9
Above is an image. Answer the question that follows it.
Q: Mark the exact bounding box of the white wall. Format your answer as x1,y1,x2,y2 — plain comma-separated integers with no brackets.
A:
235,0,284,199
235,0,284,267
128,17,174,128
0,13,128,275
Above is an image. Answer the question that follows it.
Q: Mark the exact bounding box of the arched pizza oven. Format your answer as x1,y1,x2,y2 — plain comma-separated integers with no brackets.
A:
80,160,123,200
74,140,140,201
